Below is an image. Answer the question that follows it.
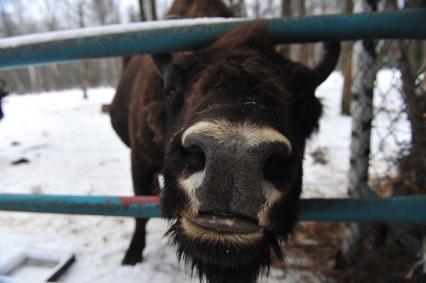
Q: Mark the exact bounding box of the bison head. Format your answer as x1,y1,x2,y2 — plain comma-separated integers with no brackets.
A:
152,23,340,283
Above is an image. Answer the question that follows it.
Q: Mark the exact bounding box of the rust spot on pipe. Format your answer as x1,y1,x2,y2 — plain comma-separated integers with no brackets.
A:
118,196,160,206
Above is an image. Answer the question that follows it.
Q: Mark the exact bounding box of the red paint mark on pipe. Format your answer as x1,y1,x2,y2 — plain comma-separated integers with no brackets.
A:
118,196,160,206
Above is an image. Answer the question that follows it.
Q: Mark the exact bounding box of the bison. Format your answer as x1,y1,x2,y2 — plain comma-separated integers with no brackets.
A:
110,1,340,282
0,78,9,121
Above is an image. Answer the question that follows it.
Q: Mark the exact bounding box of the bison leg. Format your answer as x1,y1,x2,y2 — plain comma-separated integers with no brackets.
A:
122,152,155,265
122,218,149,265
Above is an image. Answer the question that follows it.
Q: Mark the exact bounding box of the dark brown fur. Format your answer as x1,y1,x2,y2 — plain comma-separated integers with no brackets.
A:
110,0,339,281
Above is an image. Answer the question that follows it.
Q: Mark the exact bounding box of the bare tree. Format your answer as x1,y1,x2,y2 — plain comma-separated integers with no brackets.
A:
138,0,147,21
78,1,88,99
148,0,157,20
253,0,261,18
396,0,426,197
262,0,275,16
43,0,58,31
280,0,309,62
343,0,378,261
92,0,109,25
0,0,124,94
280,0,292,58
340,0,354,115
228,0,246,17
281,0,291,17
0,9,15,36
298,0,311,66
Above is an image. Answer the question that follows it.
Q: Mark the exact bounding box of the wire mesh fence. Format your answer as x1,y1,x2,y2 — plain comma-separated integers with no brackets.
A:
370,60,411,193
347,37,425,198
368,43,425,197
343,37,426,281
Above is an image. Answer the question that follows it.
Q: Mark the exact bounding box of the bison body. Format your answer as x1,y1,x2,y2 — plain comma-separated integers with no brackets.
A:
110,1,339,282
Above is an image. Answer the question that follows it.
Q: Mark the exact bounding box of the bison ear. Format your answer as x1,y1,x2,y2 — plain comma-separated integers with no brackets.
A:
150,15,181,82
310,42,340,88
151,53,173,77
151,54,183,98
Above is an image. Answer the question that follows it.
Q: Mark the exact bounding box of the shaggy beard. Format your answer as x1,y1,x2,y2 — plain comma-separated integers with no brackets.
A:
166,220,285,283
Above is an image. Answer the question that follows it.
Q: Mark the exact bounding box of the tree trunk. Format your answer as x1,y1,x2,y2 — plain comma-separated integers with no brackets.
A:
149,0,157,21
395,0,426,196
397,41,426,195
343,0,377,261
28,66,38,92
138,0,147,21
280,0,291,58
298,0,310,66
78,2,88,99
281,0,291,17
254,0,261,18
228,0,246,17
239,0,247,17
340,0,354,115
395,3,426,280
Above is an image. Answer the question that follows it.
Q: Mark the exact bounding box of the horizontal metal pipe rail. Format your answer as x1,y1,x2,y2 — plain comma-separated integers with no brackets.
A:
0,9,425,69
1,194,426,223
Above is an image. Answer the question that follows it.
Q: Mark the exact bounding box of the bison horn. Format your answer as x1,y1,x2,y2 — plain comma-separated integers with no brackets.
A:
310,42,340,88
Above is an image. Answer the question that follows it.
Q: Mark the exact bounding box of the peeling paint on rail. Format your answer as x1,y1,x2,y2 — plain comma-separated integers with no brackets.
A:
117,196,160,207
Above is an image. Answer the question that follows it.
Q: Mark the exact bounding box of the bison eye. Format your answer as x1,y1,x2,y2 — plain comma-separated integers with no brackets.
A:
164,87,177,98
181,145,205,172
263,154,290,187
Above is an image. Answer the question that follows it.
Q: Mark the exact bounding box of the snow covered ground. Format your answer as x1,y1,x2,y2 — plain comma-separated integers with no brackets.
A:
0,71,407,282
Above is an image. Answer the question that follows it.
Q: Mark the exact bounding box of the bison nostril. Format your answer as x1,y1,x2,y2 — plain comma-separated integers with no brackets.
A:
263,153,290,186
182,145,206,172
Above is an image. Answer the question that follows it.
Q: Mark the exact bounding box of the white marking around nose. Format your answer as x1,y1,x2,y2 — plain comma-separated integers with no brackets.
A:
178,170,205,216
257,181,284,226
158,174,165,190
181,120,292,152
181,217,263,244
179,170,283,225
